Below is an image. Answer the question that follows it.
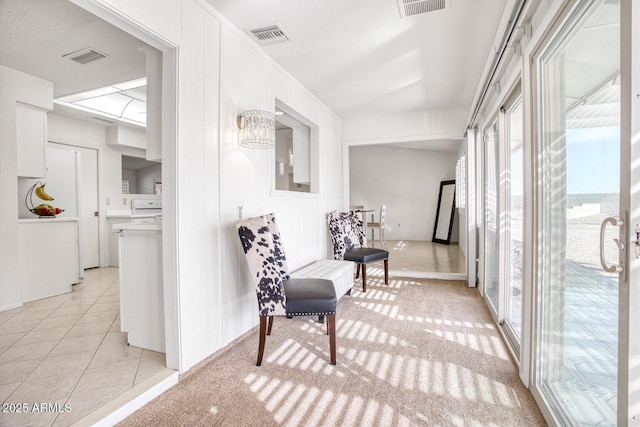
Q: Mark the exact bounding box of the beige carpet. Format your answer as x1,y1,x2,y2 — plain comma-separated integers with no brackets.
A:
119,275,545,426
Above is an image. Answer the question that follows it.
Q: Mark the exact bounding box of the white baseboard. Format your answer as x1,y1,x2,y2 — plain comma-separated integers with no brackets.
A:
71,368,179,427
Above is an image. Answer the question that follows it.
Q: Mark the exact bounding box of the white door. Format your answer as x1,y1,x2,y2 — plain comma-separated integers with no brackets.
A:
503,92,524,352
533,0,639,424
78,146,99,269
51,143,100,269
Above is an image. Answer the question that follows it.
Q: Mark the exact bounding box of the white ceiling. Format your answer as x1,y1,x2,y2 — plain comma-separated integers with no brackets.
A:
0,1,150,98
0,0,510,152
206,0,507,119
0,0,150,126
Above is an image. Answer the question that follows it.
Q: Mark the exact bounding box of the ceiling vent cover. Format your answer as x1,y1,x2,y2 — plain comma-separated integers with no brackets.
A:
63,48,108,65
397,0,447,17
247,24,290,45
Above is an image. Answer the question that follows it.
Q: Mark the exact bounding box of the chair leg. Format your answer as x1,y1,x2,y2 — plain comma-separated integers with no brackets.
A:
355,263,360,279
384,259,389,285
267,316,274,335
362,264,367,292
257,317,268,366
327,314,336,365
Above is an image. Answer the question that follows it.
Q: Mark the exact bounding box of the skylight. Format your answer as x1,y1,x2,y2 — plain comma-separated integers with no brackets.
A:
54,78,147,126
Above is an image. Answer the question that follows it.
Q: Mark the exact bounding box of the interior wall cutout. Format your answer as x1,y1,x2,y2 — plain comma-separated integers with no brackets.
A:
273,99,318,194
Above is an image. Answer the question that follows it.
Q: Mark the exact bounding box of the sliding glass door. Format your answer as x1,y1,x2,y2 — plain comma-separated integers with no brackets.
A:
483,121,499,314
535,0,623,424
504,95,524,348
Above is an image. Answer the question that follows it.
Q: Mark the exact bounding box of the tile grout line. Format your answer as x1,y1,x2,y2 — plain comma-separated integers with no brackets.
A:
1,270,115,411
50,271,121,426
51,308,121,427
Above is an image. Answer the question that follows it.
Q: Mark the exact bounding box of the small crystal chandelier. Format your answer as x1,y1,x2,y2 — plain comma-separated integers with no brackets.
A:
237,110,275,149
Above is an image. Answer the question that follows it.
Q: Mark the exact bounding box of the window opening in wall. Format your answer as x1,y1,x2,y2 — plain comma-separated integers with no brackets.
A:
273,100,318,193
122,155,161,195
456,154,466,209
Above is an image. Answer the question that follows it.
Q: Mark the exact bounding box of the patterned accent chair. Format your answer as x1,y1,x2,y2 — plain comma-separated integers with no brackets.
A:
236,213,337,366
327,210,389,292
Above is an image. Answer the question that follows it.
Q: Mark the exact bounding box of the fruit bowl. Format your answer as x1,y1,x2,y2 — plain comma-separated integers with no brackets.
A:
25,182,64,218
30,204,64,217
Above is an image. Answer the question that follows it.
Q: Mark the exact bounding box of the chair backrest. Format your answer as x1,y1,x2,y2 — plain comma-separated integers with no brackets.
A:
264,213,291,280
379,205,386,225
236,213,287,316
326,210,367,260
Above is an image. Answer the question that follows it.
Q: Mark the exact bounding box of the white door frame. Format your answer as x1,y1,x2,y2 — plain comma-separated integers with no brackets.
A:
70,0,181,372
526,0,638,424
618,0,640,423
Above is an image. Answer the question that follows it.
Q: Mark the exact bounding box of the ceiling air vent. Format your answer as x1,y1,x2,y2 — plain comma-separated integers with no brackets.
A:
397,0,447,17
63,48,108,65
247,24,290,45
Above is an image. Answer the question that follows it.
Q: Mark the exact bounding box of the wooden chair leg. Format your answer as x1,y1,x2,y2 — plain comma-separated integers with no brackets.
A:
257,317,268,366
362,264,367,292
267,316,274,335
355,263,360,279
384,259,389,285
327,314,336,365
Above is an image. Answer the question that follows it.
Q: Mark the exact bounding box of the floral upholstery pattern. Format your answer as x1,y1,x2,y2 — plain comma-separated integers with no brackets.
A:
326,210,367,260
236,214,287,317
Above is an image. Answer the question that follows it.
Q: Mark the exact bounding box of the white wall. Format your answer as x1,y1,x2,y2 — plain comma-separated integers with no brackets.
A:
349,145,457,241
342,108,467,146
70,0,343,372
218,20,343,346
0,67,53,311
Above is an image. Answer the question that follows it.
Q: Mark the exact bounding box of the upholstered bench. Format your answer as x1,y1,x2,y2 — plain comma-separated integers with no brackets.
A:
291,259,355,300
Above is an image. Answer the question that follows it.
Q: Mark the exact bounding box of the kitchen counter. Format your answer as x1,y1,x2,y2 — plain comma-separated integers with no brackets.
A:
107,210,158,219
106,210,133,217
112,223,162,231
18,216,79,223
114,221,164,352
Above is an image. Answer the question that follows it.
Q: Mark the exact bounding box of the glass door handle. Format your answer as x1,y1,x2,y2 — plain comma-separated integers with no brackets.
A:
599,217,624,273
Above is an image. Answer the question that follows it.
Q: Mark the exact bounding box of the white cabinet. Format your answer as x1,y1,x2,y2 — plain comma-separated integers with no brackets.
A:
114,223,165,353
18,219,80,302
107,125,146,150
16,103,47,178
107,214,158,266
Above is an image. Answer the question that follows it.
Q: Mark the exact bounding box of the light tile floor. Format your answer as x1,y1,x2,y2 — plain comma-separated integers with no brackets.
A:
0,267,165,427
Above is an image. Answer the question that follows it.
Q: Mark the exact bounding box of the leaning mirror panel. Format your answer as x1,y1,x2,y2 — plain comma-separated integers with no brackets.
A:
433,180,456,244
